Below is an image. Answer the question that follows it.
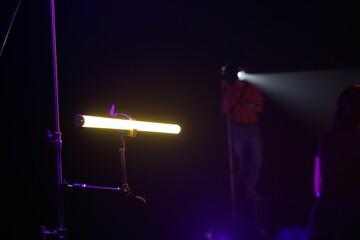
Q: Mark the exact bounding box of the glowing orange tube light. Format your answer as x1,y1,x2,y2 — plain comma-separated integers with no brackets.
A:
75,114,181,134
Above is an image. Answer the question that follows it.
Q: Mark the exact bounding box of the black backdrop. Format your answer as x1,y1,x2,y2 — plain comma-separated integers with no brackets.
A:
3,1,360,240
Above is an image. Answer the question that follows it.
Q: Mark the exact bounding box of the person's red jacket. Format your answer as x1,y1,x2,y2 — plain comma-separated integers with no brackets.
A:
228,81,263,125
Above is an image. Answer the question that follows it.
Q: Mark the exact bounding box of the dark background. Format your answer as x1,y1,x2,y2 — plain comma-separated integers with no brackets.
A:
3,0,360,240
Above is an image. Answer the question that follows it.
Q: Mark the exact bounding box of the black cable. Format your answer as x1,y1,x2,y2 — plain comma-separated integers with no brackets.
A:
0,0,22,56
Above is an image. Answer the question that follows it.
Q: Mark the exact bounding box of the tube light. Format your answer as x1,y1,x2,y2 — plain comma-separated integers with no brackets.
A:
75,114,181,134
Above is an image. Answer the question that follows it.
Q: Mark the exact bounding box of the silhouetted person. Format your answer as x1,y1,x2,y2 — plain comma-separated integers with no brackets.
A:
307,84,360,240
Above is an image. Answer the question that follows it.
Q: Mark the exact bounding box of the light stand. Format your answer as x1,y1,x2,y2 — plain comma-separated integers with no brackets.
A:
43,126,146,239
220,65,250,220
225,103,237,220
40,0,66,239
220,65,237,220
118,128,147,203
63,127,146,204
40,0,178,237
65,112,146,204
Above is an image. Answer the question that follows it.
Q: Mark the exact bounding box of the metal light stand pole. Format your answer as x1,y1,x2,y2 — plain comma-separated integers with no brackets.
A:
118,129,146,203
40,1,146,238
220,66,237,220
120,133,130,194
110,112,146,202
41,0,66,239
225,95,237,220
64,128,146,204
